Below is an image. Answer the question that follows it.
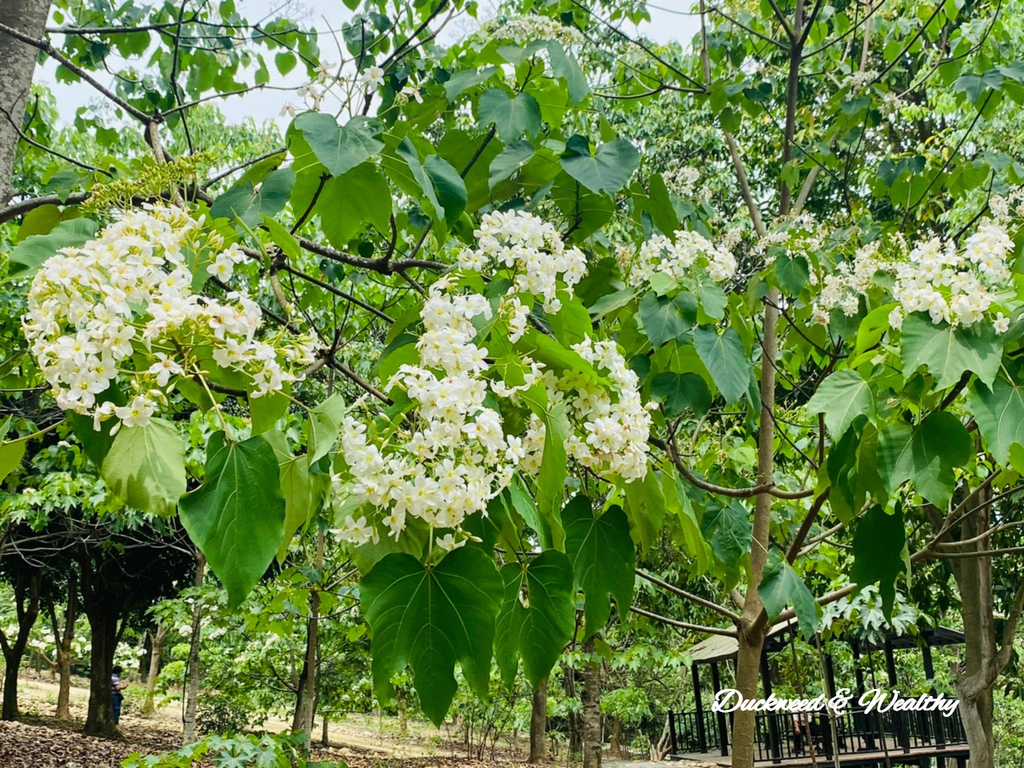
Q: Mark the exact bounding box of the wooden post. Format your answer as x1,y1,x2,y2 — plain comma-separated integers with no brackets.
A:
761,651,780,761
692,663,707,753
711,662,729,757
884,640,909,752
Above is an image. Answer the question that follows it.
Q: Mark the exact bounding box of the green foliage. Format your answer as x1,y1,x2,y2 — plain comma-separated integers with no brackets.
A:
758,548,819,636
122,732,339,768
494,550,575,689
359,547,504,725
179,432,286,609
563,496,635,639
560,135,640,196
851,506,909,619
102,419,186,517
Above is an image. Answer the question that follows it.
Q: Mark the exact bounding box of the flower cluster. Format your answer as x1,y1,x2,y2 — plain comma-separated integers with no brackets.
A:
484,15,584,47
627,229,738,288
518,338,652,482
331,211,649,549
812,216,1017,331
24,206,317,429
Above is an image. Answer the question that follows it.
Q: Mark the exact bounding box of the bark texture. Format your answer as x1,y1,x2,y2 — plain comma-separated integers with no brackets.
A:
48,573,78,720
0,0,50,205
291,530,324,744
528,679,547,764
182,552,205,742
933,483,1024,768
142,624,167,715
0,569,41,720
581,642,602,768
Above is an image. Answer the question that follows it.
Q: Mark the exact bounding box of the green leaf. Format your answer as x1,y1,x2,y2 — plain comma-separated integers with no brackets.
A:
444,66,499,101
877,412,972,507
264,430,324,561
589,287,636,319
775,252,810,294
536,403,570,549
561,135,639,196
320,164,393,246
101,418,186,517
211,168,295,227
489,140,535,189
360,547,504,725
631,175,679,235
759,548,818,637
0,440,26,485
969,373,1024,465
546,41,588,104
664,474,710,575
294,113,385,177
10,218,98,276
549,295,592,347
307,394,346,464
477,89,542,142
638,292,696,348
851,505,908,619
622,468,667,553
551,174,614,239
394,138,444,223
423,155,468,226
261,214,301,259
650,372,711,417
179,432,286,609
805,370,877,439
249,391,290,435
701,501,751,568
900,313,1002,389
494,551,575,689
563,497,635,639
694,327,749,404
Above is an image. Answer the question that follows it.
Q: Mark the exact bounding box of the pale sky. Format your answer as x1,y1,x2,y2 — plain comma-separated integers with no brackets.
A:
38,0,700,129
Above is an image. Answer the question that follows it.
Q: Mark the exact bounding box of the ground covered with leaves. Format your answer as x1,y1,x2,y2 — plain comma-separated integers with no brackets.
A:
0,717,548,768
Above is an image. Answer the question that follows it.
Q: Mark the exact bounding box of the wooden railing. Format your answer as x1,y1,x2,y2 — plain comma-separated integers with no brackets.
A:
670,704,967,763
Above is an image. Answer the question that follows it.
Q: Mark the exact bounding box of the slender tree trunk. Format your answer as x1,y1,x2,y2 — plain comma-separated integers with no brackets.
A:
728,0,804,752
292,530,324,744
54,647,72,719
321,713,329,746
50,573,77,720
0,0,50,205
48,573,77,724
182,551,205,743
529,679,548,764
0,570,42,720
581,640,602,768
947,483,1000,768
142,624,167,715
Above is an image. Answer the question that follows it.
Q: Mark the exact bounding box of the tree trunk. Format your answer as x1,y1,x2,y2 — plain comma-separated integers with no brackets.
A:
0,0,50,205
0,569,42,720
946,483,1000,768
291,530,324,744
51,573,78,720
608,718,624,759
321,713,329,746
581,640,602,768
528,679,548,764
142,624,167,715
182,551,205,743
82,605,119,736
55,647,72,719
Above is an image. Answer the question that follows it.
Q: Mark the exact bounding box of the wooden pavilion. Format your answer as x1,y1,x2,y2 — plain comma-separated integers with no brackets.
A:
668,621,969,767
